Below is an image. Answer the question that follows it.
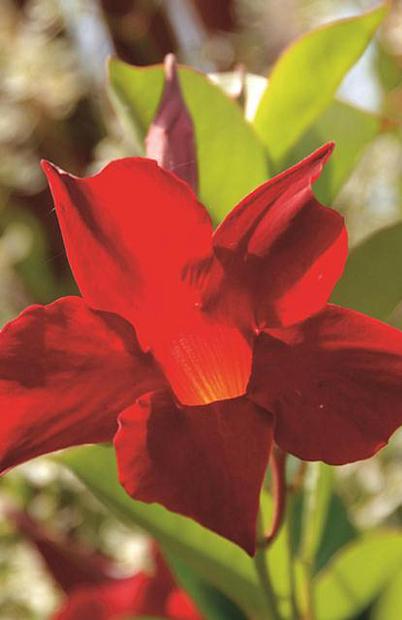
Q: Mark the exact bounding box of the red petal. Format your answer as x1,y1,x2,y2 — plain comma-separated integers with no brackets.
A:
211,144,348,328
114,392,273,554
41,158,212,347
0,297,162,472
249,305,402,464
41,157,252,406
9,510,111,594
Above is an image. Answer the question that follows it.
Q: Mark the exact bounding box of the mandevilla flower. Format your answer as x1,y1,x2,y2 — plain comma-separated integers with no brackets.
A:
9,509,202,620
1,143,402,555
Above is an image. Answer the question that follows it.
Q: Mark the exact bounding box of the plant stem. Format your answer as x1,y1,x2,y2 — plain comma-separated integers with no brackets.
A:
284,494,300,620
264,446,288,545
255,517,283,620
298,462,333,620
300,560,315,620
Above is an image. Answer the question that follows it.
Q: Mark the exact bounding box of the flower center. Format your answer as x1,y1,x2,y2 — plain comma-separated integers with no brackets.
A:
151,315,252,406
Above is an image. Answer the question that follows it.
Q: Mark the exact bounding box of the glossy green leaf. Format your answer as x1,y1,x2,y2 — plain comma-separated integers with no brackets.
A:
332,222,402,320
314,494,357,574
283,101,382,204
291,491,357,575
313,531,402,620
372,566,402,620
57,445,289,619
109,59,269,223
215,74,382,204
253,4,387,166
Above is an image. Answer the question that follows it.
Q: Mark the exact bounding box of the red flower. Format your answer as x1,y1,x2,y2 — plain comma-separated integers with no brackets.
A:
9,509,202,620
1,144,402,554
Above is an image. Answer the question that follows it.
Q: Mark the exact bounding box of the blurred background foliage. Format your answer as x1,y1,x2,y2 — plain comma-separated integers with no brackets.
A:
0,0,402,618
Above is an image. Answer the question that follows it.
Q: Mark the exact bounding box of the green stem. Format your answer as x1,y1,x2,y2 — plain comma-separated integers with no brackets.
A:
264,446,287,545
300,560,315,620
284,494,300,620
255,517,283,620
298,462,332,620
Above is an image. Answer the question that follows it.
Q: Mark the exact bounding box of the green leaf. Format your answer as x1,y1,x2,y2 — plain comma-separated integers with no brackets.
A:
109,59,269,223
57,445,272,619
291,491,357,574
332,222,402,320
283,101,382,204
313,531,402,620
211,75,382,204
253,4,387,167
314,494,357,574
164,549,248,620
372,566,402,620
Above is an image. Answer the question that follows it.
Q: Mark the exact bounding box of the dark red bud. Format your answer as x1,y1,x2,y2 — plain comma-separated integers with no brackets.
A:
145,54,198,192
